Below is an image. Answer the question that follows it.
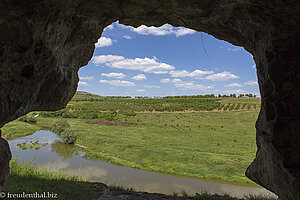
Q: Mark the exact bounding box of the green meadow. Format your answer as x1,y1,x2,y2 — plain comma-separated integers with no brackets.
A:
2,94,261,184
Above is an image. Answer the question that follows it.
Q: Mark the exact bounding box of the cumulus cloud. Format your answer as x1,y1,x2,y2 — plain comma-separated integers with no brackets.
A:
190,70,214,78
171,79,213,90
136,89,146,92
78,81,89,86
174,28,196,37
95,37,115,48
99,80,135,87
101,72,126,79
132,74,147,81
93,55,124,63
123,35,132,39
252,65,256,69
169,69,213,78
224,89,245,94
244,80,258,85
123,23,196,37
169,70,190,77
160,78,171,83
225,83,242,87
79,76,94,80
142,85,161,88
92,55,175,74
204,71,239,81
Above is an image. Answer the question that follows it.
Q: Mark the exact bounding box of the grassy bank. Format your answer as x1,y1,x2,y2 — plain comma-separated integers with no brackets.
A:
3,158,100,200
1,120,42,140
34,109,259,184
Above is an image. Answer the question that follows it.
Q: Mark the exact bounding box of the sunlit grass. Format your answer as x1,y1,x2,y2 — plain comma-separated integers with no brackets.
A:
3,158,100,200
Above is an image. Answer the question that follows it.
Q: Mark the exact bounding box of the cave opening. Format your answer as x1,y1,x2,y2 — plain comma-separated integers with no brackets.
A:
8,22,270,198
1,1,299,199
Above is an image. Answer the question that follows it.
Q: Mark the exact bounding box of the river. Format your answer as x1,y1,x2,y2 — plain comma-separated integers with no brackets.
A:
8,130,276,198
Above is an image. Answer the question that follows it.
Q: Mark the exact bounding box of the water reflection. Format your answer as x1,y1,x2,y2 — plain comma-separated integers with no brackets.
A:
51,141,79,160
8,130,276,198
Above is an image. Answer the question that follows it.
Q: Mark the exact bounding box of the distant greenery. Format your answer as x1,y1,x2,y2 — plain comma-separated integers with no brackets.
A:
4,158,100,200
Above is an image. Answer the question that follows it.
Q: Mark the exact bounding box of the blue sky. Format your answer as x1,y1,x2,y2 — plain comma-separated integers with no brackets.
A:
78,22,259,97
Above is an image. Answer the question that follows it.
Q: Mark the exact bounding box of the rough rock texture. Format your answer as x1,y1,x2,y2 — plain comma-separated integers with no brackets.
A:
0,1,299,199
0,131,11,191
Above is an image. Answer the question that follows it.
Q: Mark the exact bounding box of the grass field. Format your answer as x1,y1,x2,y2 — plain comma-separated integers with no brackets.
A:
4,158,100,200
2,95,261,184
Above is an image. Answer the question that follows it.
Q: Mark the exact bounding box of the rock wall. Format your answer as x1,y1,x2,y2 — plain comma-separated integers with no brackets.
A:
0,1,299,199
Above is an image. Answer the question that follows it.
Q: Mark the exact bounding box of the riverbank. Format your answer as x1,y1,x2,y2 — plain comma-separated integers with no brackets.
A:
3,159,276,200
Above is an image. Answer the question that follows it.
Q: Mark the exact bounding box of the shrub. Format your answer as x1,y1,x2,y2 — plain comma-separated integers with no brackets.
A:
18,116,36,123
51,120,70,136
61,129,77,144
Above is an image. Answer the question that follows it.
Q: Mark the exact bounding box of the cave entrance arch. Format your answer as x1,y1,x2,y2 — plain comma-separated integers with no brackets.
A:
0,1,299,199
71,21,262,196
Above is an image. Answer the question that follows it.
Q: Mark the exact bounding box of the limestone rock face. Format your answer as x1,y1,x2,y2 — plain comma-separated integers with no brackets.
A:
0,136,11,191
0,1,299,199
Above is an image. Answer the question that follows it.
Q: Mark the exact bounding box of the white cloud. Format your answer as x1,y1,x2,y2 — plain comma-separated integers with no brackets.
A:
225,83,242,87
132,74,147,81
160,78,171,83
101,72,126,79
175,27,196,37
204,71,239,81
99,80,135,87
79,76,94,80
136,89,146,92
105,24,114,30
95,37,115,48
116,22,196,37
244,80,258,86
129,24,196,37
92,55,124,64
227,47,242,52
252,64,256,69
123,35,132,39
142,85,161,88
190,69,214,78
169,70,190,77
171,79,213,90
92,55,175,74
78,81,89,86
169,69,213,78
224,89,245,94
